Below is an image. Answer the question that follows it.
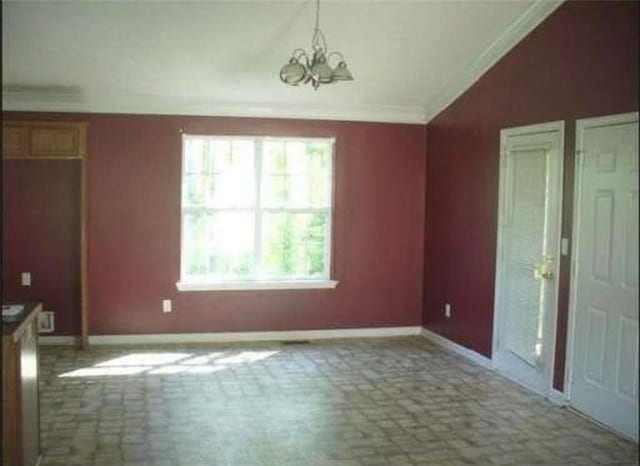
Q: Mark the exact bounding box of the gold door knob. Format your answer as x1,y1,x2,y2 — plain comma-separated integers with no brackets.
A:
533,256,554,280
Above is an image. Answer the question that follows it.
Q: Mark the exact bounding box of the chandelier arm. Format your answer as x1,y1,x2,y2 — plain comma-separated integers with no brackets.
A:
311,0,327,52
292,48,307,60
320,28,328,52
312,28,328,53
327,51,345,65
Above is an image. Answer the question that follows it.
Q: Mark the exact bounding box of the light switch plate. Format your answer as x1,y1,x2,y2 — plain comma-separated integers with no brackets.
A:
21,272,31,286
162,299,172,313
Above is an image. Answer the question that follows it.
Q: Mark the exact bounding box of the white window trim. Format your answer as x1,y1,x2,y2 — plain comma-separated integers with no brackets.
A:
176,279,339,291
177,134,337,291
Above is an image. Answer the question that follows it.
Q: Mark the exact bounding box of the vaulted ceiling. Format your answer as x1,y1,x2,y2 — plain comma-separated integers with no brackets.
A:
2,0,561,123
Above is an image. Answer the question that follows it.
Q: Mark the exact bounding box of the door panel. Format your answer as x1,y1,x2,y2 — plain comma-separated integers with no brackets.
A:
504,147,548,366
584,306,607,385
592,190,614,282
570,113,639,441
623,191,638,287
616,317,638,400
494,122,564,396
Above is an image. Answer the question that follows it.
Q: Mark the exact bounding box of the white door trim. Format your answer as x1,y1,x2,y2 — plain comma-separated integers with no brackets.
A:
565,111,639,407
492,120,565,398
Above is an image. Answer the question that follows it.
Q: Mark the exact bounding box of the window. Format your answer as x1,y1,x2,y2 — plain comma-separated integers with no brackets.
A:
177,135,337,291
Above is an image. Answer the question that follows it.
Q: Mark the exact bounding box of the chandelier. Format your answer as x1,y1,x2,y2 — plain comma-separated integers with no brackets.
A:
279,0,353,90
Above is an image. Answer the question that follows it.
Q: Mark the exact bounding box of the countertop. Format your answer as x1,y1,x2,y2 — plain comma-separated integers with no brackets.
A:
2,302,41,338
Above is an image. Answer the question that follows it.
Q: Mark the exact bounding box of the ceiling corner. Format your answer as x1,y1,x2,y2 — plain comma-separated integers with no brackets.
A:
423,0,564,124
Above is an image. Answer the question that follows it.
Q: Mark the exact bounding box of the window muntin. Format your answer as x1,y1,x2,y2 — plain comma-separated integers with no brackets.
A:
180,135,333,284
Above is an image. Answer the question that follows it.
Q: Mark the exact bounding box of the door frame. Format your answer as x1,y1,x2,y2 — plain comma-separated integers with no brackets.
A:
492,120,565,398
565,111,639,407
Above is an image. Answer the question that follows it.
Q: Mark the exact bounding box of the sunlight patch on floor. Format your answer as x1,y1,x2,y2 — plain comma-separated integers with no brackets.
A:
58,350,279,378
95,352,191,367
59,366,149,377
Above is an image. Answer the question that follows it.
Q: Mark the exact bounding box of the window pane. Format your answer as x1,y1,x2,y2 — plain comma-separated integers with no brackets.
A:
184,138,206,174
209,139,255,208
306,142,330,207
183,138,255,207
182,136,333,283
262,142,287,205
262,141,331,208
261,212,328,279
183,210,254,279
183,173,211,206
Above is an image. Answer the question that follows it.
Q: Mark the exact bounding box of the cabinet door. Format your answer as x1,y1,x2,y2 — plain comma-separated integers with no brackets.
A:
2,121,87,159
2,125,28,158
20,320,40,466
2,336,20,466
30,125,85,158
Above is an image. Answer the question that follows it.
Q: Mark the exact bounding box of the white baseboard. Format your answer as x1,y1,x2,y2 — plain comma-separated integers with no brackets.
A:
548,388,568,406
87,326,422,345
420,327,494,369
493,364,549,398
419,328,571,405
39,335,79,346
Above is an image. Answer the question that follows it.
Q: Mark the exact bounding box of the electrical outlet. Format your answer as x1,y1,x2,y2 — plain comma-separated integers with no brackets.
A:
21,272,31,286
445,303,451,318
162,299,172,313
38,311,55,333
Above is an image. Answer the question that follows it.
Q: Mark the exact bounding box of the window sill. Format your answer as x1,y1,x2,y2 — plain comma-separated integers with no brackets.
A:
176,280,339,291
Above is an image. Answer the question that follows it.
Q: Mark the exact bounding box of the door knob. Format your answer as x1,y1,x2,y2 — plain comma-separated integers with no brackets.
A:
534,269,554,280
533,256,554,280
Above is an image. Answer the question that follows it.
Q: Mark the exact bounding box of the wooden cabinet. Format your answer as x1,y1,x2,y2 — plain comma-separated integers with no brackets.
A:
2,126,28,158
2,121,87,159
3,119,90,349
2,303,42,466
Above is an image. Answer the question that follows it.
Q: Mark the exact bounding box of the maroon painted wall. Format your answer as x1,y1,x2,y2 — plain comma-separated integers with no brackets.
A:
2,162,81,334
423,0,639,390
2,113,426,335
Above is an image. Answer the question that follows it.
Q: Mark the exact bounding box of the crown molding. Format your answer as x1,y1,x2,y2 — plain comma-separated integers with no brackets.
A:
2,1,562,126
423,0,564,123
2,93,427,125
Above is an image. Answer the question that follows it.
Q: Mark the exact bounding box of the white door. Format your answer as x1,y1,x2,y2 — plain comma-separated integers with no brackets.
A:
569,112,639,441
493,122,564,396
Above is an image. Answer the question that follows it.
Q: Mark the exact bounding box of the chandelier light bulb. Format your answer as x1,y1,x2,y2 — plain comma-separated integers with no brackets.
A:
280,57,307,86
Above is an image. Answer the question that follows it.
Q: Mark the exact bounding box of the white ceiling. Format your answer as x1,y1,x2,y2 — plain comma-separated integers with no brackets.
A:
2,0,561,123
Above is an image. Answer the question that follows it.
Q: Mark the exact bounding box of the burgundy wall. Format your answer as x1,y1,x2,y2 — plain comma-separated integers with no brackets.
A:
423,0,639,390
3,1,636,392
2,113,426,335
2,162,81,334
